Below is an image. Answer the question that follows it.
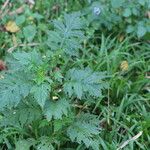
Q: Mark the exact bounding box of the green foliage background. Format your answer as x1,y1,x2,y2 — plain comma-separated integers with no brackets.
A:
0,0,150,149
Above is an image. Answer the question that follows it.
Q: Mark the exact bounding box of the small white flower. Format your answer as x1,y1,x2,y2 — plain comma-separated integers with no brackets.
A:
13,111,16,115
52,96,59,100
93,7,101,16
58,89,62,92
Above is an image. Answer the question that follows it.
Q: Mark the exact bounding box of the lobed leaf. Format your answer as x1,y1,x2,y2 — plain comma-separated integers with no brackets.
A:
64,68,108,99
67,113,100,149
43,99,70,121
47,12,85,55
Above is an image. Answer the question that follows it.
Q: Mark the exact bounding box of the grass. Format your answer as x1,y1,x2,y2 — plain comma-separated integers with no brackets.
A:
0,0,150,149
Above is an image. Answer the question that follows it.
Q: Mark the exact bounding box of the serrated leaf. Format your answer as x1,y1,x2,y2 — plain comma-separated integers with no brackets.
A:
126,25,134,33
67,113,100,149
15,139,34,150
47,12,84,55
13,51,31,65
15,15,26,25
37,137,54,150
7,51,43,71
138,0,145,6
123,8,132,17
43,99,70,121
137,25,147,37
111,0,125,8
23,25,36,42
0,73,32,109
0,99,42,127
31,83,50,108
64,68,107,99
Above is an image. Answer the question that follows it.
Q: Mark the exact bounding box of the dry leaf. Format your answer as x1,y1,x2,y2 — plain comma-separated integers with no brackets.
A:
120,61,129,71
146,76,150,79
12,34,18,46
117,131,143,150
0,60,6,71
5,21,20,33
147,11,150,19
27,0,35,5
118,35,124,42
145,72,150,79
9,6,24,16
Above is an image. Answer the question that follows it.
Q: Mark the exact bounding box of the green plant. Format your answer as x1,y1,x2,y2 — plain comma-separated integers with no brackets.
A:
0,1,150,150
84,0,150,38
0,12,108,150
